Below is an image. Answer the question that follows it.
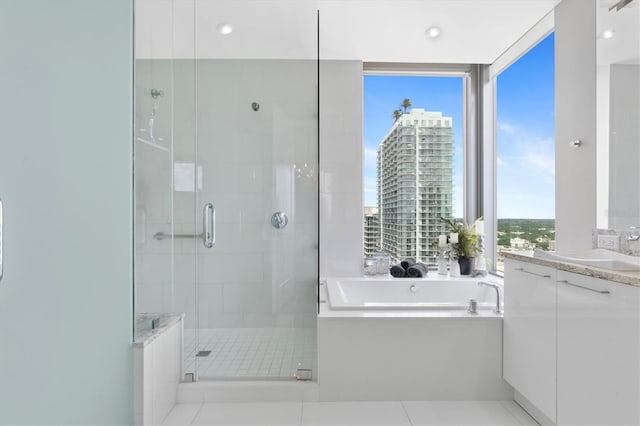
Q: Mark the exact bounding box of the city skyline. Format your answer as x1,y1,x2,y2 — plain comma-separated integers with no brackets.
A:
364,33,555,220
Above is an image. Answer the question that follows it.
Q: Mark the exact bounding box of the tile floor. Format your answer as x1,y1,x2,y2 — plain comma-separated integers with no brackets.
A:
184,328,317,379
162,400,538,426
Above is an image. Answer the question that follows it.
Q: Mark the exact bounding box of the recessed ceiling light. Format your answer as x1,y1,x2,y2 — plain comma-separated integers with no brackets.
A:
601,29,615,39
426,26,442,39
216,23,233,35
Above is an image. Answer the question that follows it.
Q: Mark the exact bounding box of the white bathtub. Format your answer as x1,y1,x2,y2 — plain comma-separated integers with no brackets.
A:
325,276,501,311
318,276,510,401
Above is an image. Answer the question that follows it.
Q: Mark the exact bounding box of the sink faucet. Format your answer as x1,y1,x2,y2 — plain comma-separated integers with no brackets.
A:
478,281,503,314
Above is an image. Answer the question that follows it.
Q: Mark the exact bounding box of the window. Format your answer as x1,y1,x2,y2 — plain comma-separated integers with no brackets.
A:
495,33,555,273
363,73,464,265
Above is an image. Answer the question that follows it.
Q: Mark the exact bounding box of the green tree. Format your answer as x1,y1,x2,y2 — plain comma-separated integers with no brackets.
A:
401,98,412,113
392,109,402,122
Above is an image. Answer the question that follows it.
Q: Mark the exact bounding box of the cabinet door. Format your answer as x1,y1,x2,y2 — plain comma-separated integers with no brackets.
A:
557,271,640,425
504,259,557,423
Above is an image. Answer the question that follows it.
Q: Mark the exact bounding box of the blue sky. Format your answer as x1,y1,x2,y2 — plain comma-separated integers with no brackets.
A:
496,33,555,219
363,33,555,219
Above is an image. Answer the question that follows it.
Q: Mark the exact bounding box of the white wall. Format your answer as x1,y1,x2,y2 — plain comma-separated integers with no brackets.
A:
608,64,640,229
0,1,134,424
554,0,597,253
319,60,364,277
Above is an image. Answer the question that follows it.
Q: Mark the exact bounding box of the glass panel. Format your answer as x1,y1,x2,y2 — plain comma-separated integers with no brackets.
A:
134,0,198,375
193,2,318,380
134,0,177,336
496,33,555,273
135,0,318,381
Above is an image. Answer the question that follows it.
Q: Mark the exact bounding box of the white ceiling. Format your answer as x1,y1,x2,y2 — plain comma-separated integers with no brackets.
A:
596,0,639,65
136,0,563,64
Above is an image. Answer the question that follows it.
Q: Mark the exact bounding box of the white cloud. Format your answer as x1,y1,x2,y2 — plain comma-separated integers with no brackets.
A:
497,121,518,135
497,124,555,218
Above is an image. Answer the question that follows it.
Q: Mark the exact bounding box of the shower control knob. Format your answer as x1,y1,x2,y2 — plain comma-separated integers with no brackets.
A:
409,284,418,293
271,211,288,229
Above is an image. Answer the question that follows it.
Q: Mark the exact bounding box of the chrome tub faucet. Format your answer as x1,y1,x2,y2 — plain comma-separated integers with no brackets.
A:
478,281,503,314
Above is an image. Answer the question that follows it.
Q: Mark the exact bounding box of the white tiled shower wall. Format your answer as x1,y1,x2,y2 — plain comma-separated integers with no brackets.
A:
136,59,350,329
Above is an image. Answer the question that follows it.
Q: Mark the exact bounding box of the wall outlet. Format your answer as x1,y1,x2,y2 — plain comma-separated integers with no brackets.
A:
597,234,620,250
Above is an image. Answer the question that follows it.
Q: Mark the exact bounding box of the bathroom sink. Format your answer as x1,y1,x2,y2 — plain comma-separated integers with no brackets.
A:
533,249,640,272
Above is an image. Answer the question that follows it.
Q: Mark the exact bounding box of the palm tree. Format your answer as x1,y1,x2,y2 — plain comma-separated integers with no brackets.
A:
392,109,402,122
401,98,412,113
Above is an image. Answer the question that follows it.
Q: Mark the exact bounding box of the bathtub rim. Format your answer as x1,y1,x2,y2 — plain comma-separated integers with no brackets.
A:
319,276,504,319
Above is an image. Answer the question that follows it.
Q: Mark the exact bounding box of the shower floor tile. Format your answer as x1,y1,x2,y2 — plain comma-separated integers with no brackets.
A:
183,327,317,379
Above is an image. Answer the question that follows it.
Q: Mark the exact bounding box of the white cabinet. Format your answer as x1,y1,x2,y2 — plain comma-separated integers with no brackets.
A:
504,259,557,423
557,270,640,425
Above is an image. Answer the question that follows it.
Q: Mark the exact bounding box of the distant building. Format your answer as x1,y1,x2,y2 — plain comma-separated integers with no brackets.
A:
510,237,531,250
364,206,380,257
377,109,454,263
548,239,556,251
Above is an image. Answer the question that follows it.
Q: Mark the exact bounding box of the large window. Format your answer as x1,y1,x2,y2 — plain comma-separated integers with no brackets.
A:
363,74,464,265
495,33,555,272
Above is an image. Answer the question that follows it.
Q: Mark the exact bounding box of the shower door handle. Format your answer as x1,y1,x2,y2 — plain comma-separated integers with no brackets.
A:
0,198,3,283
203,203,215,248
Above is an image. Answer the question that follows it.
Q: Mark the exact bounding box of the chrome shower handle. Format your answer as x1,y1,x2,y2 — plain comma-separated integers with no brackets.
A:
0,198,3,283
203,203,215,248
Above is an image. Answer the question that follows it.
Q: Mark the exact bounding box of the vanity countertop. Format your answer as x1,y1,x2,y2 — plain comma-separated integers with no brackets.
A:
503,251,640,287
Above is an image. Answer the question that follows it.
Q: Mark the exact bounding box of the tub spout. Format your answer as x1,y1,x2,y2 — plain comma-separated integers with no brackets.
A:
478,281,502,314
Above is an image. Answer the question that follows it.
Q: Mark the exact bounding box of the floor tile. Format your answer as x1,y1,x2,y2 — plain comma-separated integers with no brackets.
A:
191,402,302,425
402,401,528,426
302,401,411,426
162,403,203,425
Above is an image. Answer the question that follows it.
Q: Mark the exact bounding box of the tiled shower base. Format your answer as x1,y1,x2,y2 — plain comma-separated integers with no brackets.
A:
183,327,317,379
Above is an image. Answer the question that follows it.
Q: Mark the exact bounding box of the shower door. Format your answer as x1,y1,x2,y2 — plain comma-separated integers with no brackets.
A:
188,2,319,380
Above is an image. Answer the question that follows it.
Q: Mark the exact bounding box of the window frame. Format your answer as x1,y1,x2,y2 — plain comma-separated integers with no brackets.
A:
486,12,555,275
362,63,478,264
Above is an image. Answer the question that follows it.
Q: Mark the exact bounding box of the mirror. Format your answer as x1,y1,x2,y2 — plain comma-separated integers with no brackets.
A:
596,0,640,230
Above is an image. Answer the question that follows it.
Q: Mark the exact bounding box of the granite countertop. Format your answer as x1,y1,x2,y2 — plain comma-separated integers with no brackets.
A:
503,251,640,287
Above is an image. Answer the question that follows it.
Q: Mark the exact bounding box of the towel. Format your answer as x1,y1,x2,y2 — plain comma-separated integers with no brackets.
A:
400,258,416,270
390,264,406,278
407,262,428,278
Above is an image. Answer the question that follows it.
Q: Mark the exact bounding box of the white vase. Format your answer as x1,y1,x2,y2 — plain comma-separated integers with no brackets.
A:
437,256,448,276
450,260,460,277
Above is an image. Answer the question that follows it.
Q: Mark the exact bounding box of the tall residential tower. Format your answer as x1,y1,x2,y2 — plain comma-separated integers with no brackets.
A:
363,206,380,257
377,108,454,263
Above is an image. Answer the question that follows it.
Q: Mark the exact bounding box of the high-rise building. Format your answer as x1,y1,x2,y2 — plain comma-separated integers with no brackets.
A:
364,206,380,257
377,108,454,264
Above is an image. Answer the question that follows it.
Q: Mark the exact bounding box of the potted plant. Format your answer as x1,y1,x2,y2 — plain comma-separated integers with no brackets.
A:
441,217,481,275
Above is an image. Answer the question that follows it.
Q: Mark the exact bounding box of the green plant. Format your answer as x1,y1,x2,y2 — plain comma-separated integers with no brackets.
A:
440,217,481,259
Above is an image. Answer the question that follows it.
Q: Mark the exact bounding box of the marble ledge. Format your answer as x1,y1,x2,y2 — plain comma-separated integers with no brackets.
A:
502,251,640,288
134,312,183,348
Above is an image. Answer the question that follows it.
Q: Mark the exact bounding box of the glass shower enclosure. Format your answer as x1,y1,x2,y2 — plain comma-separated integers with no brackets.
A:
134,0,318,380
